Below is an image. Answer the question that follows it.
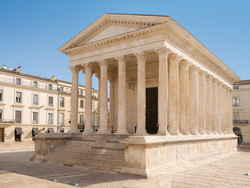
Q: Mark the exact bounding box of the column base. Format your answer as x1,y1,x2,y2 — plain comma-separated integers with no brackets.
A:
115,129,129,135
82,128,93,134
97,129,111,134
157,130,170,135
68,128,80,134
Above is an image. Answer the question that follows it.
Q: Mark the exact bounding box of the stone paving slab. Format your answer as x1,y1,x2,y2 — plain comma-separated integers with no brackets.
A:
0,170,74,188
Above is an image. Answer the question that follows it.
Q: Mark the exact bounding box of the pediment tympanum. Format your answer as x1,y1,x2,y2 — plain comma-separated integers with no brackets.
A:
59,13,169,51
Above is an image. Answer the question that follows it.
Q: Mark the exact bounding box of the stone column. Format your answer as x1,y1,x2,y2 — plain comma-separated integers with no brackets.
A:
98,60,109,134
69,66,80,133
116,56,128,135
221,85,226,133
205,73,212,134
95,74,100,130
83,63,93,133
135,52,147,135
225,87,230,134
108,76,116,133
179,60,190,135
229,89,233,134
156,47,170,135
217,81,222,134
198,70,206,135
189,65,199,135
168,54,181,135
212,78,218,134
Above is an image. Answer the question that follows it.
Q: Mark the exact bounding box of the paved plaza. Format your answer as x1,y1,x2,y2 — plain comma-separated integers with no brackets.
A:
1,142,250,187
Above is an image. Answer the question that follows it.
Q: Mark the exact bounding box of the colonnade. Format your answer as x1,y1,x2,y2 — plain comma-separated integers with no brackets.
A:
69,47,233,136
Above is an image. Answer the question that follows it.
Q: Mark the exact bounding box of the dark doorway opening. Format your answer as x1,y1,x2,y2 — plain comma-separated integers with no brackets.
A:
15,127,23,141
146,87,158,134
0,128,4,142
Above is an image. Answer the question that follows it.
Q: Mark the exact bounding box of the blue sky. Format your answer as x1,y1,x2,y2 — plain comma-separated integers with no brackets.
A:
0,0,249,89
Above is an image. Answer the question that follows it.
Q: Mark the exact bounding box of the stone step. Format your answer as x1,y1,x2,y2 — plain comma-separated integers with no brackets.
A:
49,152,125,161
66,141,124,148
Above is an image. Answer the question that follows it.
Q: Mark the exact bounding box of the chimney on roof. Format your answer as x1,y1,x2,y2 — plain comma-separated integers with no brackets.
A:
50,76,56,81
16,66,21,73
3,65,7,70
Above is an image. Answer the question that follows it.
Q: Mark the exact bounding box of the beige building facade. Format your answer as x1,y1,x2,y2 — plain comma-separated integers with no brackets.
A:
35,14,239,177
0,66,98,142
233,80,250,143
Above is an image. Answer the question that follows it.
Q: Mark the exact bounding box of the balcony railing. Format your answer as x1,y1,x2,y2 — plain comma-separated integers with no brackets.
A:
233,120,249,124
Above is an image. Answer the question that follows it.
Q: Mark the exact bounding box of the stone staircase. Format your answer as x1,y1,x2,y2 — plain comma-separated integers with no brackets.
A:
45,134,128,174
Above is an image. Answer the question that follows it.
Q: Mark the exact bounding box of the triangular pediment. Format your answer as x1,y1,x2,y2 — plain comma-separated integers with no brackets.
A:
59,13,169,51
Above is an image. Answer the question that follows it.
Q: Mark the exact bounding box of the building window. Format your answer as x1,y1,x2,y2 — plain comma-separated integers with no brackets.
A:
33,81,38,88
80,100,84,108
0,109,2,122
16,92,22,103
16,78,21,85
48,96,53,107
59,113,64,125
33,112,38,124
80,114,84,125
60,97,64,107
59,87,63,92
33,94,38,105
0,89,2,101
233,97,239,106
48,113,53,124
48,84,52,90
79,91,83,96
15,110,21,123
233,86,239,90
233,112,240,120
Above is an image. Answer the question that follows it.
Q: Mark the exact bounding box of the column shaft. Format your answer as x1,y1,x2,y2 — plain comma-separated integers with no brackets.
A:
84,64,93,133
168,54,180,135
229,89,233,134
189,65,199,135
109,77,116,133
198,70,206,135
221,85,226,133
70,66,80,133
116,56,127,134
179,60,190,135
135,52,147,135
212,78,218,134
98,60,109,134
156,48,170,135
205,74,212,134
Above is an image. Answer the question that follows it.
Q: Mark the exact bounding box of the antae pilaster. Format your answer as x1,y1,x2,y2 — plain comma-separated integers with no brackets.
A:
156,47,170,135
179,60,190,135
116,56,128,135
221,84,227,134
98,60,109,134
135,52,147,135
69,65,81,133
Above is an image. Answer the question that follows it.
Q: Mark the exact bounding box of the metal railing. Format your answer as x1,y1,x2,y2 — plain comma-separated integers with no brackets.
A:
233,120,249,124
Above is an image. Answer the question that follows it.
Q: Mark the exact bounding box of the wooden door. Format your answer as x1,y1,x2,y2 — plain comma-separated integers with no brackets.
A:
146,87,158,134
0,128,4,142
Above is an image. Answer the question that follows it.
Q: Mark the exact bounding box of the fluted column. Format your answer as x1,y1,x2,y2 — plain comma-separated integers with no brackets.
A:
109,76,116,132
95,74,100,130
229,89,233,134
69,66,80,133
179,60,190,135
116,56,128,135
135,52,147,135
212,78,218,134
198,70,206,135
156,47,170,135
83,63,93,133
221,84,226,133
189,65,199,135
168,54,181,135
98,60,109,134
226,87,230,134
205,73,212,134
217,81,222,134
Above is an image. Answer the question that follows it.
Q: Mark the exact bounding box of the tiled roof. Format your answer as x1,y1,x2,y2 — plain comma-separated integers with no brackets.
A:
234,80,250,85
0,68,55,83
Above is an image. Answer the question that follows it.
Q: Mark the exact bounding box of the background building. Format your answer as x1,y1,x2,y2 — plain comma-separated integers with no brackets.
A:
233,80,250,143
0,65,98,142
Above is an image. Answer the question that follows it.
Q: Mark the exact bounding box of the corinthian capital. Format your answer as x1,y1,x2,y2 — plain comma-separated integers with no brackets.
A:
68,65,81,72
155,47,171,57
179,60,190,70
98,60,108,67
134,51,147,63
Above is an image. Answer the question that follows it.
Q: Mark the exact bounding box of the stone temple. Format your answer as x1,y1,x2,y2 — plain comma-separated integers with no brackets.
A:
34,13,240,177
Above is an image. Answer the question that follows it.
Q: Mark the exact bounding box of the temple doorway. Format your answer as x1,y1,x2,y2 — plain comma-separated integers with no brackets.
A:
146,87,158,134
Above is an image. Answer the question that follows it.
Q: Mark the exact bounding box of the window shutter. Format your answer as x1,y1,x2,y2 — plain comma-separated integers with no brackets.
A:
46,84,48,90
13,77,16,84
30,81,33,87
38,82,40,88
